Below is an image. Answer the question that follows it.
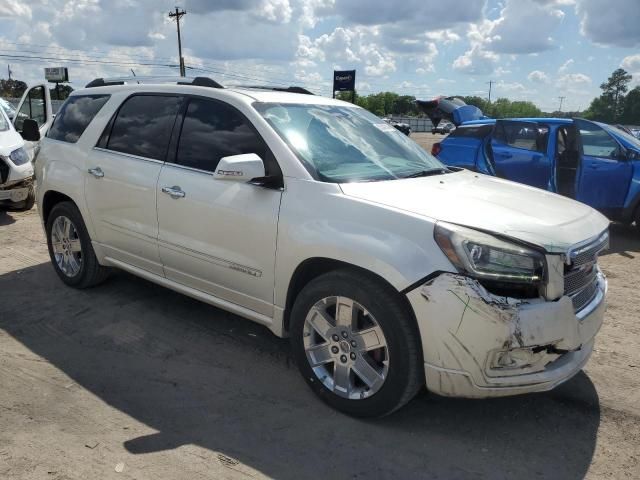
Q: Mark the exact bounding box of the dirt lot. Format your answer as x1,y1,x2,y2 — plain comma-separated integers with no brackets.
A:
1,202,639,479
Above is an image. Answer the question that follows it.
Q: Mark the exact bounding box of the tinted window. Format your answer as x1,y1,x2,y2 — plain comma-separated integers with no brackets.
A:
494,122,548,153
47,95,110,143
15,86,46,131
107,95,182,160
448,124,493,138
580,123,620,158
176,98,268,172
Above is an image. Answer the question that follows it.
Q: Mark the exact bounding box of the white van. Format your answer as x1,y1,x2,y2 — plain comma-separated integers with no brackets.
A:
0,84,53,211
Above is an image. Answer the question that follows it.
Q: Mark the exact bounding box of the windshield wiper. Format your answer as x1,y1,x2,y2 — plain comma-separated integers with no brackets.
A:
401,168,450,179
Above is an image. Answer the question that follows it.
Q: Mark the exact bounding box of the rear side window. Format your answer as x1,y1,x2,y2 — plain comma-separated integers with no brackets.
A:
447,124,493,138
175,97,269,173
493,122,548,153
47,95,110,143
106,95,182,160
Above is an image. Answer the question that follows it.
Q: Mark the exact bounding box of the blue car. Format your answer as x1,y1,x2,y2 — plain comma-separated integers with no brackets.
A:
418,97,640,228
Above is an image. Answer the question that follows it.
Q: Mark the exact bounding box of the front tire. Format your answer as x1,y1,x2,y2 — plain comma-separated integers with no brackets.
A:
290,270,423,417
46,201,110,288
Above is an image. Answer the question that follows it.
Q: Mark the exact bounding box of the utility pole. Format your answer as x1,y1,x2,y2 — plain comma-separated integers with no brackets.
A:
487,80,494,103
169,7,187,77
557,96,565,112
7,64,11,80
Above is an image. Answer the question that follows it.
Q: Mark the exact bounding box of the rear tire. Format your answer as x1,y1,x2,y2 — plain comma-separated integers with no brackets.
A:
290,269,423,417
46,201,110,288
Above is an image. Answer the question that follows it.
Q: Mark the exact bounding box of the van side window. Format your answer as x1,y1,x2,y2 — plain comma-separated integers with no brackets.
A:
494,122,548,153
106,95,182,161
175,98,270,173
15,85,47,131
47,95,110,143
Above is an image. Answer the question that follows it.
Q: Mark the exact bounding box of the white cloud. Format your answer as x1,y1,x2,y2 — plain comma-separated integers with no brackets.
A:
621,54,640,72
557,73,592,91
558,58,574,72
485,0,566,54
576,0,640,47
0,0,32,18
528,70,550,83
453,44,499,75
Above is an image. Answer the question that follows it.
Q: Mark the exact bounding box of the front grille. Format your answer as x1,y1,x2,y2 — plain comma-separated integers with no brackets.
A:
564,231,608,313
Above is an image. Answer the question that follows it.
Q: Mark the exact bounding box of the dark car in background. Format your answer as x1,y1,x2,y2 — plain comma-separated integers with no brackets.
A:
432,122,454,135
383,117,411,136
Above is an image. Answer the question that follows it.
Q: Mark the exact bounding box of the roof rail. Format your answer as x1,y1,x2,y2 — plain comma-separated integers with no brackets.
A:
238,85,315,95
85,76,224,89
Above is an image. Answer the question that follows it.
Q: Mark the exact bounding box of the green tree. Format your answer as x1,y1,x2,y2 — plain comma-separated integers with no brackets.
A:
0,78,27,98
621,86,640,125
585,68,633,122
50,84,74,100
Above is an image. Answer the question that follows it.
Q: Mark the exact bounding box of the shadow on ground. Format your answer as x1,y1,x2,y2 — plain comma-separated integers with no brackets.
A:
0,262,600,480
603,222,640,257
0,211,17,226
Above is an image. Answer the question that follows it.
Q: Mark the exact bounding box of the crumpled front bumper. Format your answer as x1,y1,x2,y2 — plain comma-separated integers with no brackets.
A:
406,272,606,398
0,182,31,203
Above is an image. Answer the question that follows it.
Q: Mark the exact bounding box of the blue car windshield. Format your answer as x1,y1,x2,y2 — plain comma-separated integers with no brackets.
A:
255,102,444,183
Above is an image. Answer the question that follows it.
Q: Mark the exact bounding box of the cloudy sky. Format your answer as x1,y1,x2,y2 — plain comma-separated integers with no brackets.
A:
0,0,639,111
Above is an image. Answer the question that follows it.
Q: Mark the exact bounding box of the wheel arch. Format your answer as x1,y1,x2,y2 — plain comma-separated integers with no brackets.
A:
42,190,76,225
282,257,416,336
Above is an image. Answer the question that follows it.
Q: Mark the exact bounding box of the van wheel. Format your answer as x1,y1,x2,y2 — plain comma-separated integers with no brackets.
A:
46,201,110,288
290,270,423,417
11,185,35,212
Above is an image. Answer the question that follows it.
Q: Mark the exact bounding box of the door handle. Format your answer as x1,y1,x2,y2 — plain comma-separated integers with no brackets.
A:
589,164,599,169
497,152,512,159
161,186,186,199
88,167,104,178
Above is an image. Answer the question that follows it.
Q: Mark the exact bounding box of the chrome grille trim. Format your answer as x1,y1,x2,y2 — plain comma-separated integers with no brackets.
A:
565,230,608,313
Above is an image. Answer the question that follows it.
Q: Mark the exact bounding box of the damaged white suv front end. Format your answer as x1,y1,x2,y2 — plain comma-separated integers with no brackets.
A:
410,225,607,397
340,168,609,399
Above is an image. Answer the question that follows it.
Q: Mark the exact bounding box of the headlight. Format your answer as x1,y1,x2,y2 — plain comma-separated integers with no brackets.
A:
434,222,545,285
8,147,30,166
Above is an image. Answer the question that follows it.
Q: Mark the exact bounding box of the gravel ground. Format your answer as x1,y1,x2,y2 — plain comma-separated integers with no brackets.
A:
0,193,639,479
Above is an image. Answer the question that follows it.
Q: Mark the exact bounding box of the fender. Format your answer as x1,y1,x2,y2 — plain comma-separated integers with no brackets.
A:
273,178,455,310
621,171,640,223
37,141,94,237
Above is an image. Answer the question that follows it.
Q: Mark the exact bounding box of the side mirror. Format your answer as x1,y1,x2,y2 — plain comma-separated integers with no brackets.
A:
21,119,41,142
213,153,265,182
626,149,640,161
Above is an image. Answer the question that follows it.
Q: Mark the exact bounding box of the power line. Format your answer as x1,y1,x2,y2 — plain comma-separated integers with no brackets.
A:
557,96,565,112
168,7,187,77
487,80,494,103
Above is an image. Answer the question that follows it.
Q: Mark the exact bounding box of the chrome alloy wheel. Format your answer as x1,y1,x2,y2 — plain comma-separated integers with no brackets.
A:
303,296,389,400
50,215,82,277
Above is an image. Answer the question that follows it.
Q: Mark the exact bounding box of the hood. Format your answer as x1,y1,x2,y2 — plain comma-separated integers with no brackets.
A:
340,170,609,253
0,127,24,156
416,97,485,127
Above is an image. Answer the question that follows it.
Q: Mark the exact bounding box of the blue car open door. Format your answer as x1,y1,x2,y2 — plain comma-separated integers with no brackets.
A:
574,119,633,213
489,120,551,190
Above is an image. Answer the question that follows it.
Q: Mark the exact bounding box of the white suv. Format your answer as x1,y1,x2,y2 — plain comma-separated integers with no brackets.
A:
35,77,609,417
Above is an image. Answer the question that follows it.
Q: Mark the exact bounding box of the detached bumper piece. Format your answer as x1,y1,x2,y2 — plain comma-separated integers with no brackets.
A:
406,272,606,398
0,179,33,205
